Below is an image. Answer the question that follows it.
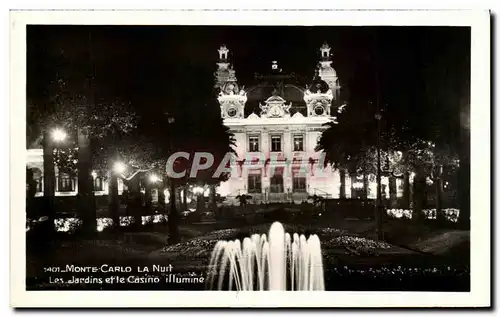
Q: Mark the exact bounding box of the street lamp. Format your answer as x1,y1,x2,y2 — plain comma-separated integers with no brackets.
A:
149,174,160,184
41,127,68,237
193,186,204,195
165,113,180,244
375,109,383,241
113,161,126,174
51,128,67,143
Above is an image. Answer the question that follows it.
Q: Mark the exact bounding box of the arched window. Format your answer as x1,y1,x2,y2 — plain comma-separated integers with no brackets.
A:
93,177,103,191
31,168,43,192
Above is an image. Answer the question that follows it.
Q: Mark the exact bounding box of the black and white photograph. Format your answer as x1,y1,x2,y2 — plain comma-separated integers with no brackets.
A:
10,9,490,308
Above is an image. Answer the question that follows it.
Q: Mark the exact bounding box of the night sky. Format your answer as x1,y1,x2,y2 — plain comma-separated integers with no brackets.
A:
26,25,470,147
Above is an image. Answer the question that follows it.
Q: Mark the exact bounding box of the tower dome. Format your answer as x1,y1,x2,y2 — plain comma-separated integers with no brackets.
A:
221,81,241,95
304,76,333,117
308,77,330,94
317,41,340,94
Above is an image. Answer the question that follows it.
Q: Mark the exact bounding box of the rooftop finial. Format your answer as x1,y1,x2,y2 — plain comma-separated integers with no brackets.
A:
218,44,229,60
320,41,331,60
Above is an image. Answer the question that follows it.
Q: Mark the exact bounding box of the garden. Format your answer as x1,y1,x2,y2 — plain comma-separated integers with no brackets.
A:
26,202,469,291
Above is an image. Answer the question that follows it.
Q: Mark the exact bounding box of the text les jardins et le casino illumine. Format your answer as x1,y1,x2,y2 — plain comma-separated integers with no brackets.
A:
43,264,205,285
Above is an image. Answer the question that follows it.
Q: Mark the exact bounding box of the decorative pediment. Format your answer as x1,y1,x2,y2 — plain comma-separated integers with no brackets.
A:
259,95,292,118
303,87,333,103
247,112,260,120
265,95,286,104
220,82,247,96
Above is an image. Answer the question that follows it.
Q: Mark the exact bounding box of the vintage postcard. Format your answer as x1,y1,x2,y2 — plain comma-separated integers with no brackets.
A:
10,9,490,308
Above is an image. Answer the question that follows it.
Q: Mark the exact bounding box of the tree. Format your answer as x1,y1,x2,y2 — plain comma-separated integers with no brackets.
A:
166,93,236,218
405,140,459,222
92,127,172,230
316,103,378,199
318,103,460,225
28,40,137,235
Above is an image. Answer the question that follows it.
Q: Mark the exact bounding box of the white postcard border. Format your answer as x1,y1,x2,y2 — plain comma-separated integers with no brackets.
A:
10,9,490,308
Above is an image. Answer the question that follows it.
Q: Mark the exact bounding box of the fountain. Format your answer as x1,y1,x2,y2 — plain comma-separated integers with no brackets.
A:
206,222,325,291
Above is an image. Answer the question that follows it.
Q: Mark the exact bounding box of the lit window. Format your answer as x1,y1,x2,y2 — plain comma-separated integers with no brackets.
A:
270,167,284,193
36,177,43,192
292,174,307,193
271,135,282,152
58,173,74,192
293,134,304,152
94,177,103,191
247,169,262,194
248,136,260,152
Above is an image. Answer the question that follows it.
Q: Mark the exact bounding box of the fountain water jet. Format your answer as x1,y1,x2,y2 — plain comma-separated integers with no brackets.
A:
206,222,325,291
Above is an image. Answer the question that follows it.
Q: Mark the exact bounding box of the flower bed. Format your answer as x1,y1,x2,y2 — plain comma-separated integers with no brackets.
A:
161,238,218,258
386,208,460,222
201,229,240,240
323,236,392,255
26,214,168,233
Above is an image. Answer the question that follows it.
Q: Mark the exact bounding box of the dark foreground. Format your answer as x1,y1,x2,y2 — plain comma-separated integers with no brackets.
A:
26,218,470,291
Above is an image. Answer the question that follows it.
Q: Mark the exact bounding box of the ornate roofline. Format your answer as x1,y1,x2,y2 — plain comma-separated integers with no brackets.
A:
244,83,306,95
254,72,296,81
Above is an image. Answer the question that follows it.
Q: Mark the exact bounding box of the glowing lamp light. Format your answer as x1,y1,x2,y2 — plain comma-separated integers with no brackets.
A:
149,174,160,183
113,162,126,174
352,182,364,189
51,128,67,142
164,189,170,203
91,171,97,179
193,186,204,195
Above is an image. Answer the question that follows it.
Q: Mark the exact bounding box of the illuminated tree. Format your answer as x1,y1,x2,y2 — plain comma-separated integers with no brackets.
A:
28,41,137,235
